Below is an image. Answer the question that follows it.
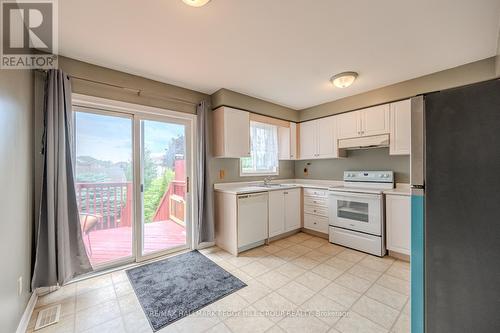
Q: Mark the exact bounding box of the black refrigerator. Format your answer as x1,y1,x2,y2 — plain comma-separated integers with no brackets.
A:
415,79,500,332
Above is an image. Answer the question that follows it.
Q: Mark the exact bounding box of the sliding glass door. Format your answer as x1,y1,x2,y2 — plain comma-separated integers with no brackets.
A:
74,110,134,268
138,118,190,260
74,104,192,270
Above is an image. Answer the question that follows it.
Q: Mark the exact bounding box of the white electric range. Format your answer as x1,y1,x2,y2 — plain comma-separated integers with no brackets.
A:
328,171,394,257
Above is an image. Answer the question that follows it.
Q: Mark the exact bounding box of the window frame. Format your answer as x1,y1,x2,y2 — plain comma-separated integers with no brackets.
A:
239,121,280,177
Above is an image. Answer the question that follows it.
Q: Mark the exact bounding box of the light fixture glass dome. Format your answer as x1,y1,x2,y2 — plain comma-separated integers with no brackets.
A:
330,72,358,88
182,0,211,7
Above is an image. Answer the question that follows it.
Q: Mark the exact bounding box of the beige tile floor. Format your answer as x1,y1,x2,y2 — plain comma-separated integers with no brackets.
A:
27,232,410,333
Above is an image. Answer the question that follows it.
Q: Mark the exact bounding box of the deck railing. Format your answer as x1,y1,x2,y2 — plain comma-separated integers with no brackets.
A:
76,179,185,230
152,180,186,225
75,182,132,229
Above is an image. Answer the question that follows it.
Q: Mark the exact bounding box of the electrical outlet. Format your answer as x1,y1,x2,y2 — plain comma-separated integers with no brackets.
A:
18,276,23,296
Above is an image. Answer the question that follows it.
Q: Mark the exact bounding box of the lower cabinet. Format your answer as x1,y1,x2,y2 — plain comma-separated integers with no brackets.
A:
386,194,411,255
304,214,329,234
302,188,329,234
269,188,301,238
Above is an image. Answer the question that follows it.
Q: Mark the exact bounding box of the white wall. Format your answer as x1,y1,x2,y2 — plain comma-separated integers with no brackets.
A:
0,70,34,332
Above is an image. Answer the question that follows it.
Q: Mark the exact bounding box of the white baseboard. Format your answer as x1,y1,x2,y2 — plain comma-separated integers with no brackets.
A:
16,291,38,333
197,241,216,250
35,286,59,297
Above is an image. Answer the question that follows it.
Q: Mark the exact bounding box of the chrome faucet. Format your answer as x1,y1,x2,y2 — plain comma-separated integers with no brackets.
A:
264,176,273,186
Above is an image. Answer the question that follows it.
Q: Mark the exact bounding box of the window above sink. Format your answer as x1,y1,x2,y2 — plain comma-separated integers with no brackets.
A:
240,121,279,176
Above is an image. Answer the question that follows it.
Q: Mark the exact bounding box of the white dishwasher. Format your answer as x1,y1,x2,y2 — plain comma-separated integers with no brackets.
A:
237,192,268,251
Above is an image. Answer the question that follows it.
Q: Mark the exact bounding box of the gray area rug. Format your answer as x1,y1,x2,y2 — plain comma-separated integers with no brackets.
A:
126,250,246,331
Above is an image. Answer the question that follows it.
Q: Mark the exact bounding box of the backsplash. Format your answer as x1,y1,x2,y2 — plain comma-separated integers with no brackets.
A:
294,148,410,183
210,149,410,185
210,159,295,183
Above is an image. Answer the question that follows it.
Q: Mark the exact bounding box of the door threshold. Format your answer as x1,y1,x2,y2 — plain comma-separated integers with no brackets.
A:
68,247,192,285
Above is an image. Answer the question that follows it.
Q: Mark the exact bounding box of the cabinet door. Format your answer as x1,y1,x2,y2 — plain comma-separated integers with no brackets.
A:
361,104,390,137
390,100,411,155
278,126,291,160
337,111,361,139
284,188,301,231
318,116,338,158
289,122,297,160
386,195,411,255
299,120,317,159
268,190,285,237
225,107,250,158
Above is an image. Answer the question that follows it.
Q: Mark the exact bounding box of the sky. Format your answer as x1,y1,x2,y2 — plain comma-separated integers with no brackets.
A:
75,112,184,163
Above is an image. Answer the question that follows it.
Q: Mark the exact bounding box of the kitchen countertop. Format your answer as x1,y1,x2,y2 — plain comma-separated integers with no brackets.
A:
214,179,343,194
383,184,411,196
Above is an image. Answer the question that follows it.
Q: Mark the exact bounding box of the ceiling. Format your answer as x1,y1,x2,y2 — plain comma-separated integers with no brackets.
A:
59,0,500,110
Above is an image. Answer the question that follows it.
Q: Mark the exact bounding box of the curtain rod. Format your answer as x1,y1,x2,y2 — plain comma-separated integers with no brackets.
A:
35,69,199,106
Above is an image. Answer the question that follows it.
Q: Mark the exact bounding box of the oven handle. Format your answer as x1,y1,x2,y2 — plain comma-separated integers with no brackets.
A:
328,191,381,200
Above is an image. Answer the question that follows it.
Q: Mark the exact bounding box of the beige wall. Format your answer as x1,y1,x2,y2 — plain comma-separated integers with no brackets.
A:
59,56,209,114
300,57,497,121
211,88,299,122
0,70,34,333
295,149,410,183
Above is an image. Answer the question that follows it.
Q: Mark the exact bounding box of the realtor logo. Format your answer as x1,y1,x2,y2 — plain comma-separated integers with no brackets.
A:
1,0,58,69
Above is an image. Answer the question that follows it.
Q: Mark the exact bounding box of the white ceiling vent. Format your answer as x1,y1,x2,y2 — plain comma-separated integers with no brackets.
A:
34,304,61,331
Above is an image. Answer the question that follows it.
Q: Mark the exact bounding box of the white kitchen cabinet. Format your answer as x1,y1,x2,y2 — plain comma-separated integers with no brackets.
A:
278,123,298,160
304,214,329,234
337,111,360,139
268,190,285,237
268,188,301,237
213,106,250,158
390,99,411,155
361,105,390,136
337,105,390,139
299,117,341,159
284,188,301,231
318,116,338,158
303,188,329,234
298,120,317,159
290,122,297,160
386,194,411,255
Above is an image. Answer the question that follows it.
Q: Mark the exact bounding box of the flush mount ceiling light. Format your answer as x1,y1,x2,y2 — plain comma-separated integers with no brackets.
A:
182,0,211,7
330,71,358,88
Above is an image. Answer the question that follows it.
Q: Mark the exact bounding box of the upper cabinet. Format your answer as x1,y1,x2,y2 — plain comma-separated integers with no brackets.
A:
298,120,317,159
362,105,390,136
213,106,250,158
389,99,411,155
299,116,343,160
337,105,390,140
337,111,360,139
278,122,298,160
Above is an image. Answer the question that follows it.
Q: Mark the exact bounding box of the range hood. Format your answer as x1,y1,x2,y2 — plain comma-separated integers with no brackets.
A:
338,134,390,150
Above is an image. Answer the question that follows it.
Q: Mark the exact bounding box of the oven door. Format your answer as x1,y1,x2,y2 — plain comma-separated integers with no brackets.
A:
329,191,383,236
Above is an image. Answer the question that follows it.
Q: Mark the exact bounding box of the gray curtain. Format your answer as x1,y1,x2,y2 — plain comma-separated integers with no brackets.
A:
196,100,215,244
32,70,92,289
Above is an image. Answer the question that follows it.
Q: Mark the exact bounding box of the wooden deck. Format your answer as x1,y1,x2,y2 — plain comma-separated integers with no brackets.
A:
84,220,186,266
